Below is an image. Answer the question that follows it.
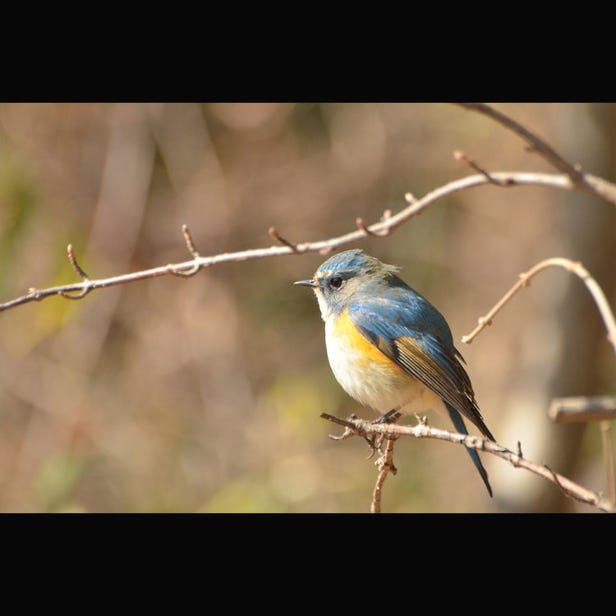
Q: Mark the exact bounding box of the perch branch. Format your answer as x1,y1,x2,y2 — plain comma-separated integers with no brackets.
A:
320,413,615,513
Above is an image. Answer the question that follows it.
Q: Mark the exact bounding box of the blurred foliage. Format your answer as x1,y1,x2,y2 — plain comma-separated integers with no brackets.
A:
0,103,614,512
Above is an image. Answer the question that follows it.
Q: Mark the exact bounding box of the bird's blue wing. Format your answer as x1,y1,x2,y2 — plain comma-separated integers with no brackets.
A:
347,297,494,440
348,296,494,496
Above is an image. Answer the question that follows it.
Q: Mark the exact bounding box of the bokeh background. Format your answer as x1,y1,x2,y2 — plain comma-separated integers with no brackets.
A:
0,102,614,512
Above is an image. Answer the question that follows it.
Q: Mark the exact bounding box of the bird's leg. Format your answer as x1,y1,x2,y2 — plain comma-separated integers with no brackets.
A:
372,409,403,425
366,409,402,458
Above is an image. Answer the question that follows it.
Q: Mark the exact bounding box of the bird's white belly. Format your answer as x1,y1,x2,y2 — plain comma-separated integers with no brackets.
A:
325,317,446,417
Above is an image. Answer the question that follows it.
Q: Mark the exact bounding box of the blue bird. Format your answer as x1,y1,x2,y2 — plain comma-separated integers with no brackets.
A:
295,249,495,497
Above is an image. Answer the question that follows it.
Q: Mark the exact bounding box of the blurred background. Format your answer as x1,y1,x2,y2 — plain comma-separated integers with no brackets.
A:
0,102,614,512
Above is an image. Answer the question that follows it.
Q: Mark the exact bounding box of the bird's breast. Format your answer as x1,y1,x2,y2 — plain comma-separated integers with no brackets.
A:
325,309,439,414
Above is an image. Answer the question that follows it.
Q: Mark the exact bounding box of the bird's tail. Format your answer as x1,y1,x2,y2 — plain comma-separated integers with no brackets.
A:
445,404,493,497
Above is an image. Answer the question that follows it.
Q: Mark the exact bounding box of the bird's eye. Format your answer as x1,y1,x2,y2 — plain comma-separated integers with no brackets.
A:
329,276,343,289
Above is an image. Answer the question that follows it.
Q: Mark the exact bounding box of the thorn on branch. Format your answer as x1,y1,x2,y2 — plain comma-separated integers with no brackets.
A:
181,224,201,258
321,412,377,451
414,413,428,426
356,217,391,237
269,226,299,253
60,245,93,299
169,225,204,277
454,150,514,186
67,244,90,281
356,217,374,236
328,425,356,442
404,193,416,204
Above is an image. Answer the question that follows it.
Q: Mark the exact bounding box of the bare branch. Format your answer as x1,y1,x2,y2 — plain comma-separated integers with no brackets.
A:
0,171,601,314
320,413,615,513
548,396,616,423
455,102,616,206
371,437,398,514
456,103,586,183
462,258,616,359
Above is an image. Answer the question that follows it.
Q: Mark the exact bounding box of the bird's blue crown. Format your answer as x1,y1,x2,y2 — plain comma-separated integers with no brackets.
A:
315,249,400,279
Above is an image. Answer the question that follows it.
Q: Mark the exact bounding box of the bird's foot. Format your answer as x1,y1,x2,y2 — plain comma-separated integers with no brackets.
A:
365,409,402,458
371,409,403,425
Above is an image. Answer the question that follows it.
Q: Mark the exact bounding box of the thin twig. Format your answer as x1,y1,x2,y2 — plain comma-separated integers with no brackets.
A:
461,258,616,359
356,217,391,237
455,103,616,206
456,103,586,183
66,244,90,280
371,437,398,514
268,226,299,252
454,150,513,187
181,223,201,258
320,413,615,513
171,224,203,277
59,244,93,300
0,171,603,314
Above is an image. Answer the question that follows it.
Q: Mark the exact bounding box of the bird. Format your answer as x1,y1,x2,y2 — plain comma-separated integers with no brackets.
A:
294,248,495,497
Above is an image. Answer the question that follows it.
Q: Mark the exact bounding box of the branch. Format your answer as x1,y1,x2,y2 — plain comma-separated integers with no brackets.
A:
462,259,616,510
0,171,604,314
371,436,398,514
455,102,616,206
321,413,615,513
548,396,616,423
461,258,616,359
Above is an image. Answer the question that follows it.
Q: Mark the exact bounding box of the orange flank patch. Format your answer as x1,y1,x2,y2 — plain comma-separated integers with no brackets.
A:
332,309,405,371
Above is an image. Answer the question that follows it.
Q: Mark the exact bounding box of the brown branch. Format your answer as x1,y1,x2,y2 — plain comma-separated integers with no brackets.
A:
268,226,299,252
0,171,601,314
548,396,616,509
453,150,513,187
320,413,615,513
371,436,398,514
548,396,616,423
455,102,616,206
66,244,90,280
462,258,616,359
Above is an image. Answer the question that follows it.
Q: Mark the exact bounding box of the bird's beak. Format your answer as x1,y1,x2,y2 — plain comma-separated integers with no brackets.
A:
294,279,317,288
